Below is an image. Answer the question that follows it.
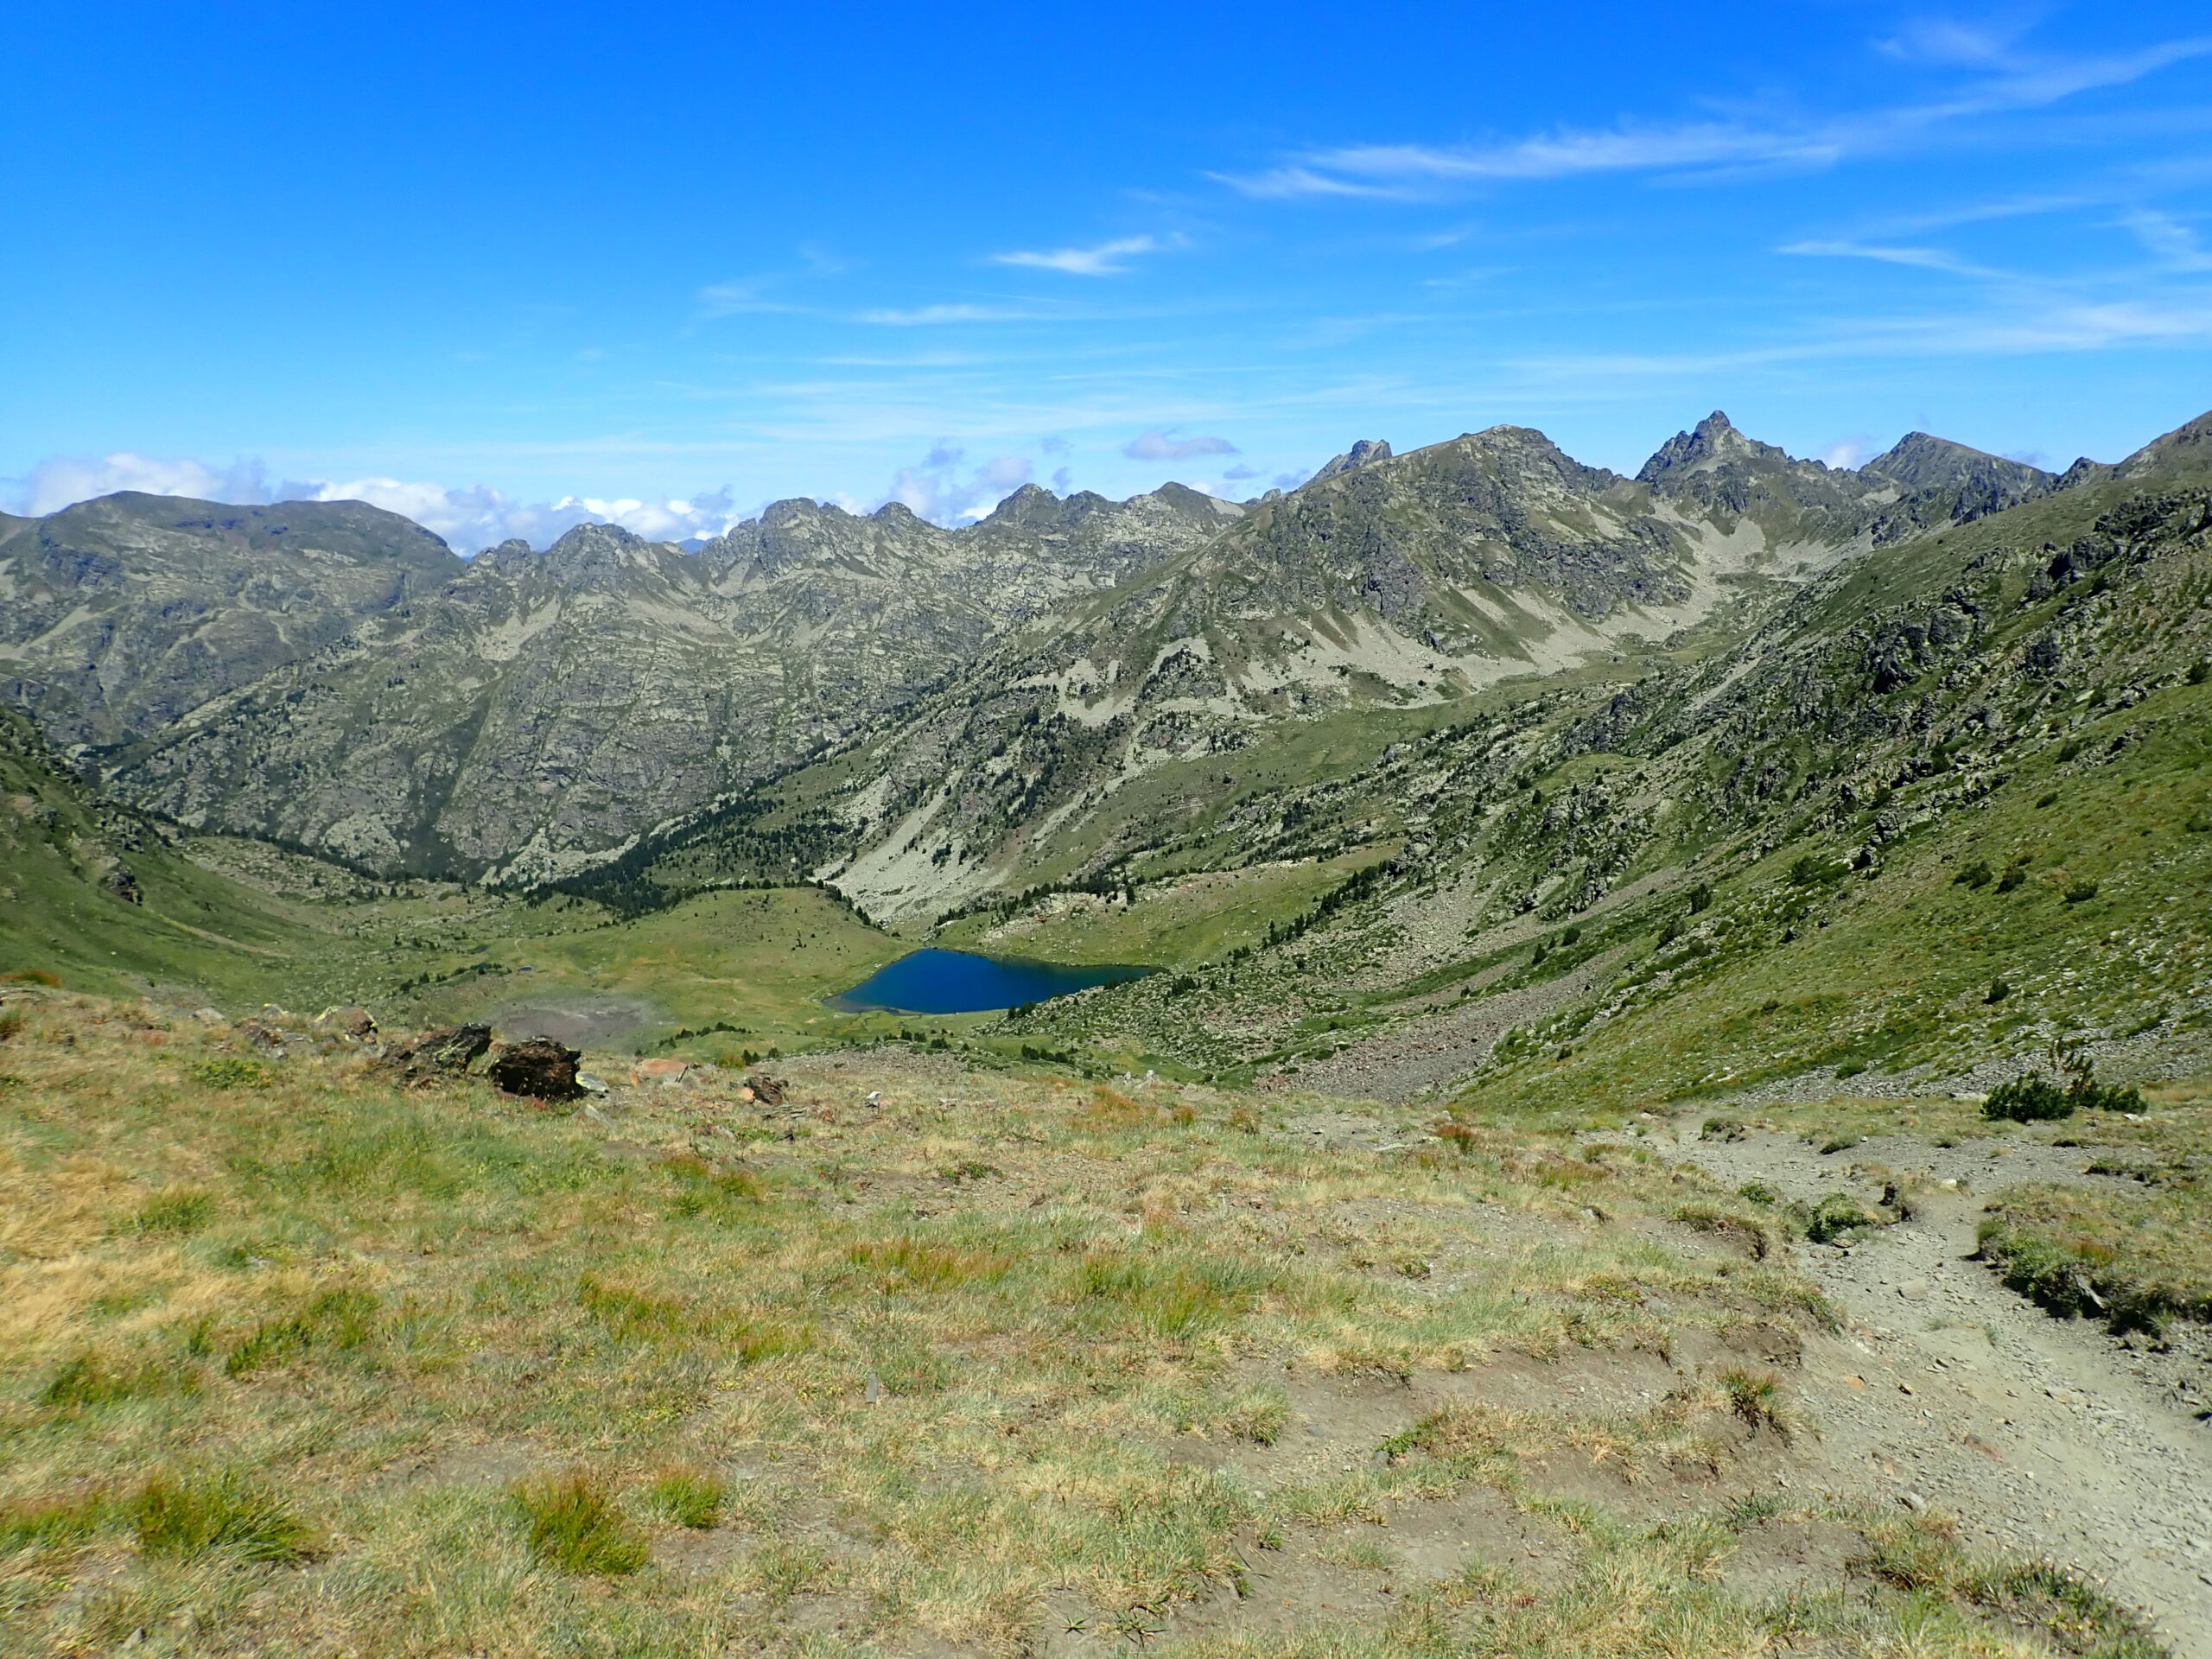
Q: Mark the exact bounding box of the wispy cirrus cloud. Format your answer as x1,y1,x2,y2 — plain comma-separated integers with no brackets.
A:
1216,35,2212,199
1122,429,1237,461
1778,238,2013,279
992,233,1168,276
696,245,853,318
2124,209,2212,272
696,278,799,318
856,302,1061,326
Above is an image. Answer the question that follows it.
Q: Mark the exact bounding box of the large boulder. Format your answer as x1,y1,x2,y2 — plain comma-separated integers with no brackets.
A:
389,1023,492,1079
488,1038,585,1102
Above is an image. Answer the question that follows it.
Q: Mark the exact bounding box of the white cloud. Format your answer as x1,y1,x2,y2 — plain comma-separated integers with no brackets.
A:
3,453,754,554
10,452,276,516
1206,165,1407,201
1218,36,2212,198
1122,429,1238,461
991,234,1163,276
877,442,1034,524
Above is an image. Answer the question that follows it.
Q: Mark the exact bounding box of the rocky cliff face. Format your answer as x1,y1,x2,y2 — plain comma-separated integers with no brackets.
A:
0,493,462,751
78,486,1240,877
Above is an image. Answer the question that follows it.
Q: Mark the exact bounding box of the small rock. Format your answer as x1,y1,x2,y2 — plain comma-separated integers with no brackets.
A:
745,1074,787,1106
1901,1491,1927,1512
192,1007,226,1025
865,1373,884,1404
1898,1280,1929,1300
865,1090,881,1108
632,1058,690,1086
313,1005,377,1038
575,1071,611,1096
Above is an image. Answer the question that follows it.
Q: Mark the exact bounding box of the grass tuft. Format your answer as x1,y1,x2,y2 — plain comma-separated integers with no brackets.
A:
130,1186,214,1235
130,1470,318,1562
39,1351,199,1410
0,1489,109,1551
1719,1368,1790,1440
188,1056,275,1089
226,1286,381,1376
511,1470,650,1574
645,1466,726,1529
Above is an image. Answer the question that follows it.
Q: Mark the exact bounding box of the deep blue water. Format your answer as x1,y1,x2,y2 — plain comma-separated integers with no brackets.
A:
829,949,1151,1014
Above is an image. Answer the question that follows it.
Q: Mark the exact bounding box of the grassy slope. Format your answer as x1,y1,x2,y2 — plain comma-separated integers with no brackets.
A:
0,710,917,1057
1474,677,2212,1120
431,886,912,1055
0,988,2157,1658
0,712,323,1007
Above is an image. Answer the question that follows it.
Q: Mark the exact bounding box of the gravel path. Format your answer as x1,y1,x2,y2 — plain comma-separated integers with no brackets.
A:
1646,1119,2212,1656
1263,950,1629,1102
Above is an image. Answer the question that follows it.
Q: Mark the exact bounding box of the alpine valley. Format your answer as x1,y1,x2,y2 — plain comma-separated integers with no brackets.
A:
7,403,2212,1657
4,407,2209,1094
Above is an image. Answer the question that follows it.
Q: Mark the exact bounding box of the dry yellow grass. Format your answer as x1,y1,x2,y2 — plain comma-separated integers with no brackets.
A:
0,988,2161,1656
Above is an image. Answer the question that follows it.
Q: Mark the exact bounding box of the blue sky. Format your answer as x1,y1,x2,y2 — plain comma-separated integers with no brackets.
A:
3,1,2209,549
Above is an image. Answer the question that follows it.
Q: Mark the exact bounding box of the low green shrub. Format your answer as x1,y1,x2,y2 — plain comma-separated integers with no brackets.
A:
1801,1193,1878,1245
1985,1063,2144,1123
1984,1074,2074,1122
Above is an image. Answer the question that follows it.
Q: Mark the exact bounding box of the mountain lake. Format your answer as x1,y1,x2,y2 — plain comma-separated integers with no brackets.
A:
828,949,1152,1014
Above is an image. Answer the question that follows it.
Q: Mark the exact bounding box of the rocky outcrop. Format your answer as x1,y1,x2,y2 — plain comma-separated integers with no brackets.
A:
1308,439,1392,482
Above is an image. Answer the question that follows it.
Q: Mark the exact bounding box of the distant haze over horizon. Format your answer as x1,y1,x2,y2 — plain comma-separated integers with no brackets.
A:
4,0,2208,551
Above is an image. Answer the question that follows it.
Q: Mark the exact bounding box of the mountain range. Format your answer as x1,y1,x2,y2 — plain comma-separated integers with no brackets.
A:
1,414,2068,889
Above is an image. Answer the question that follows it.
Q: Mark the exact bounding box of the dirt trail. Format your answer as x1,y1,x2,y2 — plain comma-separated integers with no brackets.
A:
1644,1118,2212,1656
1265,950,1629,1102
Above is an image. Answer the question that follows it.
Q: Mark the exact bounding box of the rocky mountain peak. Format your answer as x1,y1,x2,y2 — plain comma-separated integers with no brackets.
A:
1634,410,1786,483
976,482,1088,531
1859,432,2053,499
1308,438,1393,483
532,519,665,581
1147,480,1244,518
